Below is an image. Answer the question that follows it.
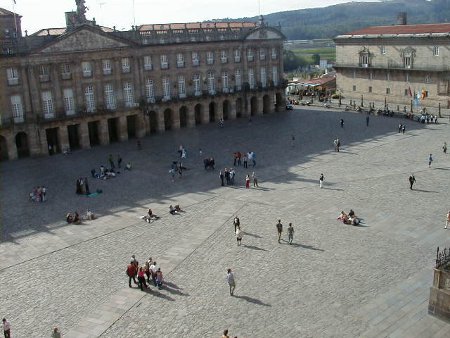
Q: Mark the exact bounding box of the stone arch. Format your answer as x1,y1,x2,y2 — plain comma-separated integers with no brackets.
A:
250,96,258,116
15,131,30,158
194,104,202,125
222,100,230,120
209,101,216,122
164,108,173,130
0,135,8,161
148,111,158,133
179,106,188,128
263,94,271,114
236,98,243,118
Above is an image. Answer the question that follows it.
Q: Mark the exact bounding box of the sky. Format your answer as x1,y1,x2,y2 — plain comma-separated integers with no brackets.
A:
4,0,378,34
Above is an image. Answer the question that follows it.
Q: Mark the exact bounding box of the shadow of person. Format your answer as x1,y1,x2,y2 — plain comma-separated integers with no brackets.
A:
289,243,324,251
243,231,262,238
233,295,271,306
242,244,268,251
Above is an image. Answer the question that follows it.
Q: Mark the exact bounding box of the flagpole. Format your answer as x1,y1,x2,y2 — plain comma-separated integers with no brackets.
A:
12,0,18,38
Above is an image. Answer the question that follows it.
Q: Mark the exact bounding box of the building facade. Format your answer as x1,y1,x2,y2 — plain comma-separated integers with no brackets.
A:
0,3,286,160
334,22,450,110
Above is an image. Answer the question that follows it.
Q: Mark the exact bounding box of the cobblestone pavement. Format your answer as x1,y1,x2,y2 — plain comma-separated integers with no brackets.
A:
1,107,449,338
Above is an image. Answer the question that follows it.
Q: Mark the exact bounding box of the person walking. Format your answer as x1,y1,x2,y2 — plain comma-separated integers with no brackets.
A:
443,142,447,154
219,170,224,186
398,124,402,133
445,211,450,229
428,154,433,167
276,219,283,243
233,216,240,232
2,318,11,338
226,268,236,296
340,118,344,128
137,266,148,291
51,327,62,338
402,125,406,134
222,329,230,338
108,154,115,169
252,172,258,187
291,134,295,148
155,268,164,289
243,154,248,168
126,262,138,287
236,226,243,246
245,174,250,189
117,154,122,169
408,174,416,190
287,223,294,245
319,173,324,188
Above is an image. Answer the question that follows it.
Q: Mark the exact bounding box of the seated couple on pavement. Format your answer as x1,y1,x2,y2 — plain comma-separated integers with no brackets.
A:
169,205,184,215
337,209,360,225
141,208,160,223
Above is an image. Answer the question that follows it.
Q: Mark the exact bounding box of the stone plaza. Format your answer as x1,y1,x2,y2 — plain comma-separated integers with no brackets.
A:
1,107,449,337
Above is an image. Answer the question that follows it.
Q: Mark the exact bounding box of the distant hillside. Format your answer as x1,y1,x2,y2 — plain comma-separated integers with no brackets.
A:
226,0,450,40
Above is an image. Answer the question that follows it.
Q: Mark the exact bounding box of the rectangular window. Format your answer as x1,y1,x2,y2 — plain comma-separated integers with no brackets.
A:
405,73,409,82
404,89,409,96
121,58,130,73
41,91,55,118
221,50,228,63
39,65,50,82
10,95,24,123
272,67,278,86
176,53,185,68
103,60,112,75
352,70,356,79
193,74,201,96
369,72,373,80
271,47,277,60
259,48,266,61
234,49,241,62
84,85,96,112
248,68,255,89
207,71,215,94
104,84,116,110
206,51,214,65
123,82,134,107
425,75,431,84
144,56,153,70
381,46,386,55
433,46,439,56
61,63,71,80
192,52,200,66
82,62,92,77
178,76,186,98
247,49,254,62
222,72,229,93
162,77,171,100
386,72,390,81
160,55,169,69
386,88,390,94
6,67,19,85
63,88,75,115
145,79,155,102
353,85,356,91
369,86,372,93
260,67,267,88
360,54,369,67
235,69,242,90
404,56,411,69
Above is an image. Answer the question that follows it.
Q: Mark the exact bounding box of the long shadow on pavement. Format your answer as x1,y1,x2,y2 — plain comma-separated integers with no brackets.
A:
233,295,271,307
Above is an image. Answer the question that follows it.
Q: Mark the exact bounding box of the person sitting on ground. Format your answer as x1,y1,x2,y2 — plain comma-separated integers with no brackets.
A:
348,209,355,218
337,211,349,224
86,210,95,220
174,204,184,212
143,208,160,222
348,210,360,225
169,205,177,215
125,162,132,171
66,212,81,224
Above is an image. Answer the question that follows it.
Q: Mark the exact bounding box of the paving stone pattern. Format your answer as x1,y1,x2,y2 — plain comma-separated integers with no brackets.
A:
1,107,449,338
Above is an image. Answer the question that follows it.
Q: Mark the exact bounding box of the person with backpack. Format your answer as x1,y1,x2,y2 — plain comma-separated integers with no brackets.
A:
126,262,138,287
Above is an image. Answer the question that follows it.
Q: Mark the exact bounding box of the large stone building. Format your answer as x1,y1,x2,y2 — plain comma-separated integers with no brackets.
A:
334,16,450,111
0,1,286,160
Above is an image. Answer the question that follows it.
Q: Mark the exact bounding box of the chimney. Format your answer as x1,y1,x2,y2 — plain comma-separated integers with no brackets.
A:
397,12,407,25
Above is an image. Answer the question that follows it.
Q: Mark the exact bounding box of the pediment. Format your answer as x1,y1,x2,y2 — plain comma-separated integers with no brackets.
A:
39,28,130,53
245,27,285,41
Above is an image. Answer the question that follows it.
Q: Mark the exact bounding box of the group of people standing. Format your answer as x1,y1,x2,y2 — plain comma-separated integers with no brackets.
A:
126,255,164,291
276,220,295,244
232,151,256,168
29,186,47,202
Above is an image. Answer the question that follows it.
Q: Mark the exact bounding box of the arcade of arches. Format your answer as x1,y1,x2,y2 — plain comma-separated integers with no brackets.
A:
0,91,285,160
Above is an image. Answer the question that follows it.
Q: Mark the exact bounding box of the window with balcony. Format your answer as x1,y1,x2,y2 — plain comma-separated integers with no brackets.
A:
380,45,386,55
144,56,153,70
178,76,186,98
193,74,201,96
145,79,155,102
259,48,266,61
433,46,439,56
192,52,200,66
10,95,24,123
260,67,267,88
41,91,55,118
123,82,134,107
82,62,92,77
39,65,50,82
121,58,131,73
84,85,96,112
103,59,112,75
6,67,19,85
272,66,278,86
271,47,277,60
248,68,255,89
207,71,215,94
176,53,185,68
61,63,71,80
360,54,369,67
221,50,228,63
234,49,241,62
63,88,75,115
235,69,242,90
222,72,229,93
369,86,372,93
104,84,116,110
162,77,171,100
206,51,214,65
401,47,415,69
386,88,391,94
247,49,254,62
160,54,169,69
425,74,431,84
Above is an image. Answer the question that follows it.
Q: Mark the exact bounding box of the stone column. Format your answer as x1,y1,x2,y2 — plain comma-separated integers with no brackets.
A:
118,115,128,142
98,118,109,145
58,125,70,151
216,99,224,121
6,133,18,160
255,95,263,116
31,127,47,156
156,111,165,132
79,122,91,149
136,114,147,138
229,100,237,120
187,103,195,128
172,104,180,129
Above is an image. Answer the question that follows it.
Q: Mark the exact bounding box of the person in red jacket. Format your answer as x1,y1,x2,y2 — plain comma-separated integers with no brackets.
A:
126,263,138,287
